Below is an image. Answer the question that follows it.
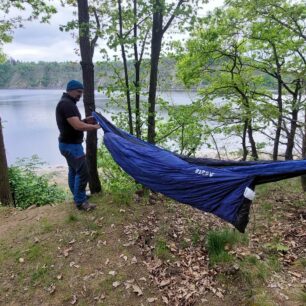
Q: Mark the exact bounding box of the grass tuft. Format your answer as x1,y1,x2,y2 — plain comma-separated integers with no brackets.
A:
26,244,43,261
297,288,306,304
66,213,79,223
154,238,173,261
206,229,248,264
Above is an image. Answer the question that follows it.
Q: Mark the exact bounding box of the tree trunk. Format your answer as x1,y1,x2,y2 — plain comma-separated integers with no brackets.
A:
147,1,163,144
301,106,306,191
272,79,283,160
118,0,133,135
77,0,101,193
285,80,300,160
247,121,258,160
272,44,283,161
242,120,248,160
134,0,141,139
285,108,298,160
0,117,12,205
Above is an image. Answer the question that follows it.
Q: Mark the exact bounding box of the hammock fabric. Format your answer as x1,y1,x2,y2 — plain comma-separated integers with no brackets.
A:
93,112,306,232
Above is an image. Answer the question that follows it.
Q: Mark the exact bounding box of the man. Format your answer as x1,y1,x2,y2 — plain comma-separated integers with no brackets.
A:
56,80,100,211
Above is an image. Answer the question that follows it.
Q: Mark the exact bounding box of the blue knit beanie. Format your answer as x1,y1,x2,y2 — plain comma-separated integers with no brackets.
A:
66,80,84,91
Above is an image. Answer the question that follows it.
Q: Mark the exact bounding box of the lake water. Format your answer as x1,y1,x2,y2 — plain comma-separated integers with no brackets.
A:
0,89,197,166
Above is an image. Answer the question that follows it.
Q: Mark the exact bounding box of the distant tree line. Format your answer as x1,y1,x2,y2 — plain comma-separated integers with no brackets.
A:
0,58,276,90
0,58,185,89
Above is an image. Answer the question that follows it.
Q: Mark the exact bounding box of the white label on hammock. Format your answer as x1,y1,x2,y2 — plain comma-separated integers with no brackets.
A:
195,169,215,177
244,187,255,201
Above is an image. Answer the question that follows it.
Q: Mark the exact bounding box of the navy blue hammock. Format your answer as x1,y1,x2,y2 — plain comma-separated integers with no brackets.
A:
93,112,306,232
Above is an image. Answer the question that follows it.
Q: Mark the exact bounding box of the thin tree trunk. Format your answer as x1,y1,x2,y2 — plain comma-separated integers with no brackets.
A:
247,121,258,160
147,0,185,144
301,106,306,191
77,0,101,193
242,120,248,160
118,0,133,135
285,79,301,160
210,132,221,159
272,43,283,161
0,117,12,205
285,109,298,160
147,1,163,144
133,0,141,139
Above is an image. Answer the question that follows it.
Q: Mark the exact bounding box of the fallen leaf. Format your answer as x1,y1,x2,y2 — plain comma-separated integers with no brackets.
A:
132,284,143,296
70,295,77,305
120,254,128,261
46,284,56,294
279,292,289,300
147,297,158,303
94,293,105,301
162,296,169,304
159,279,171,287
215,291,224,299
63,247,73,257
131,256,138,264
112,281,121,288
109,270,116,276
289,271,302,278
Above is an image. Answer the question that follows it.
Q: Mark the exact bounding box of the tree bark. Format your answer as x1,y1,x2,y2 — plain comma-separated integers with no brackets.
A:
301,106,306,191
147,0,163,144
77,0,101,193
272,43,283,161
285,108,298,160
0,117,12,205
133,0,141,139
242,120,248,160
118,0,133,135
285,79,301,160
247,121,258,160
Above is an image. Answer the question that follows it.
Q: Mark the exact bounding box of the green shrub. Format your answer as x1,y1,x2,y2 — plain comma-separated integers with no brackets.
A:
97,145,139,204
8,156,66,209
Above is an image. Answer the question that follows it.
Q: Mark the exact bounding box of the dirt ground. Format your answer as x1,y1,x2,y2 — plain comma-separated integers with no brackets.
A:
0,178,305,305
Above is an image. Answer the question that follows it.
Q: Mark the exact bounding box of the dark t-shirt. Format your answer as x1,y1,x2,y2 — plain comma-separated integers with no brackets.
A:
56,93,84,144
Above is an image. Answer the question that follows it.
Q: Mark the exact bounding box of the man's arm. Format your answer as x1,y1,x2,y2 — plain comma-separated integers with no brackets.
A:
82,116,97,124
67,116,100,131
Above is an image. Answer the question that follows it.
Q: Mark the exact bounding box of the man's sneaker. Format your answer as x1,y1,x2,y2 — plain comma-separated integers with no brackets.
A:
77,201,96,211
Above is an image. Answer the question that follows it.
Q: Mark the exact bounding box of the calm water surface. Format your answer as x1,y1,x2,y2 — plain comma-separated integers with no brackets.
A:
0,89,196,165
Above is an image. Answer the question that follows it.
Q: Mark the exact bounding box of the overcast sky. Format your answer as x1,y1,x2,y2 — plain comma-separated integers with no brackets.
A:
3,0,224,63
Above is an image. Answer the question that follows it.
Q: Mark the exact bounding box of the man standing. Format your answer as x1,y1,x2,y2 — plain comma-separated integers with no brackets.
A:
56,80,100,211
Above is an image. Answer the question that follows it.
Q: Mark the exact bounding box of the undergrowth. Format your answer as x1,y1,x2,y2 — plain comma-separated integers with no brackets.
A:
97,145,140,204
8,156,66,209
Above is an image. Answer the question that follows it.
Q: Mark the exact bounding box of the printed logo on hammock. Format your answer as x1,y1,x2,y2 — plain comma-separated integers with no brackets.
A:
195,169,215,177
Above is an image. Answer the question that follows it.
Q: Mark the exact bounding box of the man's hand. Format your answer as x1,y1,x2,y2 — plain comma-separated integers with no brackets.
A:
83,116,97,124
67,116,100,131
